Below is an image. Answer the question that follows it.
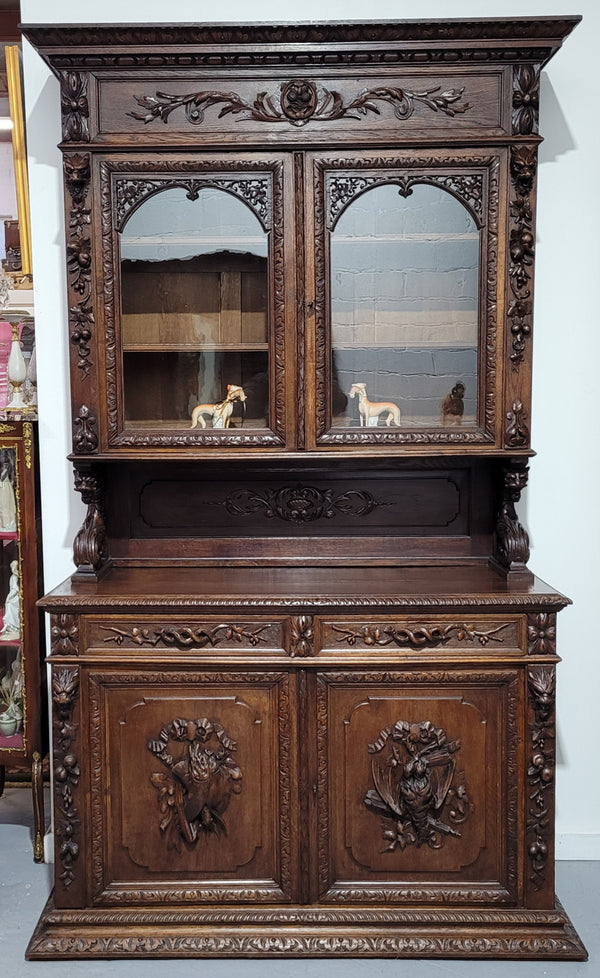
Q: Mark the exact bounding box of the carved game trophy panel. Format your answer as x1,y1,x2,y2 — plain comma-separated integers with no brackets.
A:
317,671,519,902
88,670,295,903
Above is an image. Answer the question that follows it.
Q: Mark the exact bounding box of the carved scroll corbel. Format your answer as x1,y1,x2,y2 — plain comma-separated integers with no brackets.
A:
72,464,109,578
491,458,531,577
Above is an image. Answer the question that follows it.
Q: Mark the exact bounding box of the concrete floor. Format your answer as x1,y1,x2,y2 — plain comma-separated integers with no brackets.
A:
1,785,598,976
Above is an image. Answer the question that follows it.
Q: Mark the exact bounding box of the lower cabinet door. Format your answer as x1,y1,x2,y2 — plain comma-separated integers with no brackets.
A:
86,667,296,905
315,668,521,905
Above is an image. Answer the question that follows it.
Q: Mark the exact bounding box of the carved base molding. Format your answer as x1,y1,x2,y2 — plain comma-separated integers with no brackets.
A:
27,895,587,959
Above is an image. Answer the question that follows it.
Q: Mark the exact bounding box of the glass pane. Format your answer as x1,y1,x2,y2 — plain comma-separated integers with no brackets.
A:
330,183,479,429
0,452,21,748
120,186,269,430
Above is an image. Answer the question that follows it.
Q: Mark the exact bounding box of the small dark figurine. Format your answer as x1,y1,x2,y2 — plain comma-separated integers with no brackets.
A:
440,382,465,426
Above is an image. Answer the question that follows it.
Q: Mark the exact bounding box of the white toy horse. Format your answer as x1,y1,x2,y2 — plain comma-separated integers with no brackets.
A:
190,384,247,429
348,382,401,427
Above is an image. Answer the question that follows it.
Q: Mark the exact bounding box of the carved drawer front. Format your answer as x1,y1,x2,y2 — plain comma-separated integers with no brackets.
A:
315,669,520,904
96,70,505,143
319,617,523,657
85,617,286,656
87,668,296,904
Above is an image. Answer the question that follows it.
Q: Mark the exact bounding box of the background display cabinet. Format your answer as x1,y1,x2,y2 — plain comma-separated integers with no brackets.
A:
0,420,44,861
25,18,587,960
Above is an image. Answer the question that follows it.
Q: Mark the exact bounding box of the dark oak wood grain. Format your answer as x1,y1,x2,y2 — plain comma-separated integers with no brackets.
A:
25,17,585,961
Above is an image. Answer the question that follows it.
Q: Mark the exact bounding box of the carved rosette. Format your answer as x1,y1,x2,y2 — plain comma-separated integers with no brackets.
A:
73,466,108,574
364,719,471,851
64,154,94,381
225,485,381,523
52,668,81,889
289,615,314,657
60,71,90,142
512,65,540,135
51,614,80,657
508,145,537,370
148,717,242,848
527,667,556,889
129,82,470,129
527,614,557,656
493,459,530,572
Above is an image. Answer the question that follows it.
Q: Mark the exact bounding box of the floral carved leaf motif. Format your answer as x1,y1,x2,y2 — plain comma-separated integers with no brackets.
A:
224,485,382,524
52,668,80,888
100,623,269,649
508,145,537,369
115,176,271,232
527,667,556,889
332,622,509,649
60,72,90,142
512,65,540,135
64,154,94,379
129,81,470,129
364,719,471,851
148,717,242,849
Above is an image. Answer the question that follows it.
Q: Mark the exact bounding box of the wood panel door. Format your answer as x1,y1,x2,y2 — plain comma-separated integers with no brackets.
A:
314,668,521,904
84,667,297,905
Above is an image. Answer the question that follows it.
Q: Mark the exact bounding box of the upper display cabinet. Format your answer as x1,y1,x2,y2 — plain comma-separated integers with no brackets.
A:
23,18,580,456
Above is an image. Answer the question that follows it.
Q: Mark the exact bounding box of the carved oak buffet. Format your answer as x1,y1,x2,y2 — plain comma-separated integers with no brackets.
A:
24,18,586,960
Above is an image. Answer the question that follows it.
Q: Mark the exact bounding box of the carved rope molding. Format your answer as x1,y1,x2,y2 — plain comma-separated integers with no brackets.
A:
224,485,382,524
99,623,270,649
52,667,81,891
331,621,510,649
508,145,537,369
365,719,471,852
527,666,556,890
129,81,470,130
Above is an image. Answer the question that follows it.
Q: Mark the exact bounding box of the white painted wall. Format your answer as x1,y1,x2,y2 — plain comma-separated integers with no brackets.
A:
21,0,600,859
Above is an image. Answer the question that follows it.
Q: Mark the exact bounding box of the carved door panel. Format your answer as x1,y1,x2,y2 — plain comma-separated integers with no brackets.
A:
315,669,520,904
86,668,296,905
304,149,505,451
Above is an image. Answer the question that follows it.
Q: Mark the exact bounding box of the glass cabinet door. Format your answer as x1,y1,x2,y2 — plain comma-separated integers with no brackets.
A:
0,446,22,747
309,152,499,448
105,156,289,448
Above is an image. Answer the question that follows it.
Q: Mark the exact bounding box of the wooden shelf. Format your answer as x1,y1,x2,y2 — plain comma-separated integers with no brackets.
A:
122,343,269,353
